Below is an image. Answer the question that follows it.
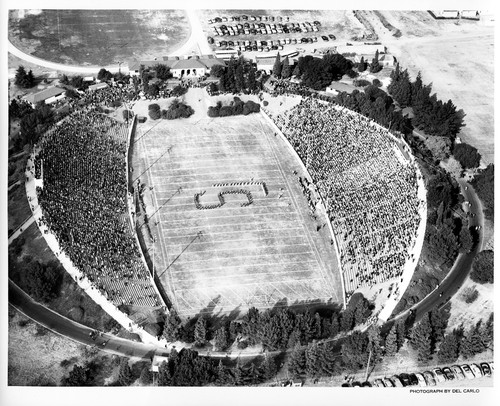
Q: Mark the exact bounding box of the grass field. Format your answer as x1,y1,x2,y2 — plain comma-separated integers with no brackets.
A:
132,90,343,318
8,9,190,66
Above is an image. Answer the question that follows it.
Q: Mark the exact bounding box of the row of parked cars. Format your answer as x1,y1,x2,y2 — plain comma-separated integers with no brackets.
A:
342,362,493,387
209,15,290,24
212,21,322,37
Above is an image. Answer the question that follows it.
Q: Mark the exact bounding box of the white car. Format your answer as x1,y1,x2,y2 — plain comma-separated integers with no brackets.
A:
415,373,427,387
460,364,475,380
470,364,483,378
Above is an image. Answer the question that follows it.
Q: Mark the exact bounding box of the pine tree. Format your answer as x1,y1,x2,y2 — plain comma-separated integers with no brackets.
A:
358,56,367,72
410,313,433,361
292,63,300,77
26,70,35,88
235,64,245,92
216,360,228,386
437,332,459,363
330,313,340,337
157,360,172,386
396,318,406,350
281,56,291,79
246,65,257,92
305,342,321,377
340,307,355,331
369,50,382,73
410,71,423,105
384,324,399,356
272,53,282,78
139,366,152,385
163,309,182,342
194,316,207,346
262,353,277,381
232,357,244,386
459,225,474,253
287,328,301,348
313,312,322,339
118,358,133,386
288,343,305,378
15,66,28,87
480,313,494,350
461,320,487,358
214,326,228,351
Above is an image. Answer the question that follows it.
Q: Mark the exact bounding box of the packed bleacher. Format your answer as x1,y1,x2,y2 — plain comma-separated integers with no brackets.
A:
36,108,161,307
272,98,424,298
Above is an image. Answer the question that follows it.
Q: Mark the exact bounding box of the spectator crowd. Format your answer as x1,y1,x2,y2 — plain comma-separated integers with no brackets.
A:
273,99,424,298
35,108,162,308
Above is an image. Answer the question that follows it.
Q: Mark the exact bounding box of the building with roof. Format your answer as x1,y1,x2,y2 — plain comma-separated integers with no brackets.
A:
128,55,226,79
256,57,276,74
88,82,109,91
23,86,66,107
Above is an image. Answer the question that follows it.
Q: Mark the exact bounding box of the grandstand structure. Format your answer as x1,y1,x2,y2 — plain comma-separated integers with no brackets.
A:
272,99,426,300
34,110,163,309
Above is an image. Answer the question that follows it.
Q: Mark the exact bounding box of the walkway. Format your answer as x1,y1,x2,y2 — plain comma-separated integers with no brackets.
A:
8,215,35,244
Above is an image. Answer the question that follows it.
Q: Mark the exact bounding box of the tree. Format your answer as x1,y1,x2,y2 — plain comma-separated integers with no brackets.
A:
288,343,305,378
281,56,291,79
97,68,113,82
15,66,32,88
214,326,228,352
395,318,406,350
437,332,460,363
453,143,482,169
384,324,399,356
341,331,370,370
215,360,228,386
163,309,182,342
118,358,133,386
305,342,321,377
157,360,172,386
410,313,433,361
471,164,494,220
23,260,62,302
357,56,367,72
211,64,226,78
62,365,92,386
154,64,172,80
235,64,245,92
194,316,207,346
232,357,244,386
470,250,494,284
246,65,257,92
369,50,382,73
459,225,474,253
139,366,152,385
424,136,452,161
273,53,282,78
262,353,277,381
460,321,486,358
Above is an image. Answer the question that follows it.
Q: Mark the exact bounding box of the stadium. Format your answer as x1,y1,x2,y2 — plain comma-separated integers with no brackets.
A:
28,83,426,325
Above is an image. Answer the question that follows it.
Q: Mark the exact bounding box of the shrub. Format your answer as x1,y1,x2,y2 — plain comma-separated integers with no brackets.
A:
148,109,161,120
263,100,269,106
122,110,134,120
353,79,371,87
453,143,481,169
148,103,160,111
462,286,479,304
470,250,494,284
372,78,382,87
237,340,248,349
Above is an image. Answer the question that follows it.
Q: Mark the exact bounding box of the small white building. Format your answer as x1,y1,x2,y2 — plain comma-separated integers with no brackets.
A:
88,82,109,91
23,86,66,107
151,355,169,373
256,57,276,74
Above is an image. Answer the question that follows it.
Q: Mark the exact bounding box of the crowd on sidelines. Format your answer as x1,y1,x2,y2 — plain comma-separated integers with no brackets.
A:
34,108,162,307
273,98,424,297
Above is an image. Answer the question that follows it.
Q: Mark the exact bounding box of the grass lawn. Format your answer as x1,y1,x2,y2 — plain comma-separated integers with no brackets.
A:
7,181,31,233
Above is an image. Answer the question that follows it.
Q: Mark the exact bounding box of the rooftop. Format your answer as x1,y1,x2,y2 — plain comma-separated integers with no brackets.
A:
23,87,65,104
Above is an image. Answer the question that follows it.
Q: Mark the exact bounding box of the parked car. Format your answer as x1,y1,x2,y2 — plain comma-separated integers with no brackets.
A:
329,34,336,40
480,363,491,376
489,361,494,372
321,35,329,41
461,364,475,380
351,381,362,387
408,374,419,386
373,379,385,387
415,373,427,387
390,376,404,387
423,371,436,386
432,368,446,383
442,367,456,381
452,365,466,380
470,363,483,378
361,381,372,387
398,373,411,386
383,378,395,387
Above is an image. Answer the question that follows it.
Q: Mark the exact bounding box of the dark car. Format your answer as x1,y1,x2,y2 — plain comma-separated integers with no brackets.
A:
313,20,321,25
480,362,492,376
300,38,308,43
408,374,419,386
361,381,372,387
322,35,329,41
442,367,456,381
398,373,411,387
351,381,362,387
329,34,336,40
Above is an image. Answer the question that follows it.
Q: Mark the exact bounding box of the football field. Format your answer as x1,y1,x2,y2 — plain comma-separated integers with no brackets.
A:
134,109,343,317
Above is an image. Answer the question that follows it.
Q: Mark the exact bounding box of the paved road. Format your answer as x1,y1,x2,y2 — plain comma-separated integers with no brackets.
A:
387,179,484,326
9,279,166,360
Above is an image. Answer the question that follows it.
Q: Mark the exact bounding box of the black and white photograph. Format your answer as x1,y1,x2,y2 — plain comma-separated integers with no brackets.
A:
1,1,496,405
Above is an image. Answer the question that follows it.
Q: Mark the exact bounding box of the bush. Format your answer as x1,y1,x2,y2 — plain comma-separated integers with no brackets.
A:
353,79,371,87
453,143,481,169
461,286,479,304
372,78,382,87
148,103,160,112
148,109,161,120
263,100,269,106
122,110,134,120
470,250,494,284
237,340,248,349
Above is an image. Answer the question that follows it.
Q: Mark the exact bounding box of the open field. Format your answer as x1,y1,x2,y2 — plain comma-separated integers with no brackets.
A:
8,9,190,66
131,90,343,318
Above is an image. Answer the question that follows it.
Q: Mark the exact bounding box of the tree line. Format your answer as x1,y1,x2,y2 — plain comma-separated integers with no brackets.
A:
207,97,260,117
